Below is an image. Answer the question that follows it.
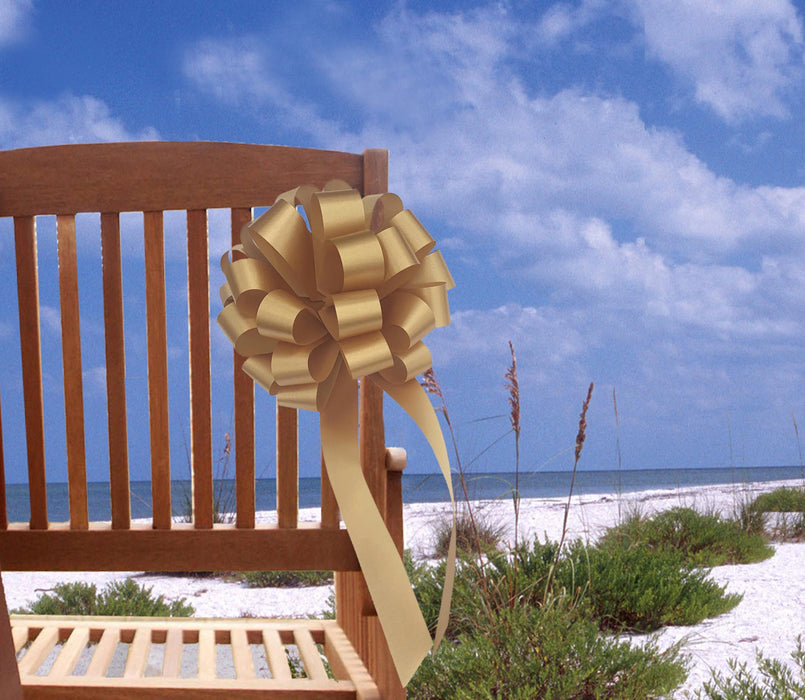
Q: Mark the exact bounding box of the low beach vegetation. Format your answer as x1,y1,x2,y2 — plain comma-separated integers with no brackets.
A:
411,363,693,697
410,600,688,699
238,570,333,587
695,636,805,700
13,578,194,617
601,506,774,567
408,347,778,697
744,486,805,541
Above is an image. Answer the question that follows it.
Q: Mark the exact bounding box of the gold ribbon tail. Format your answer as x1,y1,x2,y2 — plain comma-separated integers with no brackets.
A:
373,375,457,653
320,364,432,685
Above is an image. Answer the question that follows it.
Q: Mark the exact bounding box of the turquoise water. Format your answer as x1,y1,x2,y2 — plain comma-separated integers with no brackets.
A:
4,465,803,524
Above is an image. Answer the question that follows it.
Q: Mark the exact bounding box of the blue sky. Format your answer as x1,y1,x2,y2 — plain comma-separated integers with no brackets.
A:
2,0,805,487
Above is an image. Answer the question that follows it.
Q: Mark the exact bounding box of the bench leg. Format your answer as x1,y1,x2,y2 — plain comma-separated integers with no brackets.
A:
0,574,23,699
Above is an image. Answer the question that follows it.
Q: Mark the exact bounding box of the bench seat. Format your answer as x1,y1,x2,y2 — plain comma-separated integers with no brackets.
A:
11,616,379,699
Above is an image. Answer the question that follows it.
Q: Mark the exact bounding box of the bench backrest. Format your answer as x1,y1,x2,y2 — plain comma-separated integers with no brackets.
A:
0,142,389,573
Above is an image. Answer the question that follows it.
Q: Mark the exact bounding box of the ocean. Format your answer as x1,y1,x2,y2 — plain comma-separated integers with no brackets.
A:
3,465,804,524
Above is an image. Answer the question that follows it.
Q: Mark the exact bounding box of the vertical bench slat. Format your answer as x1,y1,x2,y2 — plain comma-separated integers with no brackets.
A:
0,389,7,530
276,406,298,528
57,214,89,530
85,627,119,677
14,215,48,530
48,627,90,679
231,207,255,530
321,452,339,528
262,629,291,681
360,149,389,516
229,627,255,680
294,628,328,681
162,627,183,677
187,209,213,529
101,212,131,529
144,210,172,529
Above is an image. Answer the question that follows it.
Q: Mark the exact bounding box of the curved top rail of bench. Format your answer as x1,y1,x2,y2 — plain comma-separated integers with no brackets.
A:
0,141,366,216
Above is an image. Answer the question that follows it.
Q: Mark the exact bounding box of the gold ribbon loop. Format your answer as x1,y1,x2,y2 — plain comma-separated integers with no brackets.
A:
323,230,386,293
308,188,366,241
405,249,455,289
382,292,436,353
275,359,342,411
241,354,279,395
274,183,318,209
216,182,455,687
223,255,289,317
271,339,339,386
247,200,317,298
217,304,278,358
219,282,234,306
339,330,394,378
378,341,432,384
256,289,326,345
391,209,436,258
376,225,419,296
410,285,451,328
321,289,383,340
363,192,404,231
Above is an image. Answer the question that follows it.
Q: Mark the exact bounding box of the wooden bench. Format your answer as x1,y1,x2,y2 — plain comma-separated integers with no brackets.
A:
0,142,408,698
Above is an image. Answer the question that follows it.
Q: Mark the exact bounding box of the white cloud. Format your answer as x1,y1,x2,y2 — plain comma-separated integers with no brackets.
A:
533,0,611,46
634,0,805,122
0,94,158,150
182,37,343,144
0,0,32,48
182,4,805,460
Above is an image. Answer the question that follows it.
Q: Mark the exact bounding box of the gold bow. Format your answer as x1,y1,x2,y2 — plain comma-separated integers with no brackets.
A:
217,181,456,685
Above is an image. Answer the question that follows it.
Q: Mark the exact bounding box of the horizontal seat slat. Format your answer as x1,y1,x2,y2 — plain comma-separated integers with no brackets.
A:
85,628,119,677
18,625,59,676
48,626,90,679
19,677,357,699
0,523,357,571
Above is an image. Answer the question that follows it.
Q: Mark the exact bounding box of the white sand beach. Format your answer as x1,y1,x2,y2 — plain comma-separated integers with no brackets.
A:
4,478,805,698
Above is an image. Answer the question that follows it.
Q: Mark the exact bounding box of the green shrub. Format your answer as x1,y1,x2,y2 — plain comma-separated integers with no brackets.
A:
751,487,805,514
562,538,742,633
409,602,688,699
602,507,774,567
410,532,740,637
14,578,194,617
239,570,333,588
695,636,805,699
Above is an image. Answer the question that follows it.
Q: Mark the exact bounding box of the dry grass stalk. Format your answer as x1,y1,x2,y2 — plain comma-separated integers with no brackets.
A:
421,367,493,612
544,382,594,603
505,340,522,607
794,412,804,481
613,388,623,522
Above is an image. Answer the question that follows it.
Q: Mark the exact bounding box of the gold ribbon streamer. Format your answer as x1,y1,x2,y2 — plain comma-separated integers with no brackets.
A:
217,181,455,685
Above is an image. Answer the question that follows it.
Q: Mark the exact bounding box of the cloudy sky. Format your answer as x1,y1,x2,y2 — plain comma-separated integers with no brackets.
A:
2,0,805,485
